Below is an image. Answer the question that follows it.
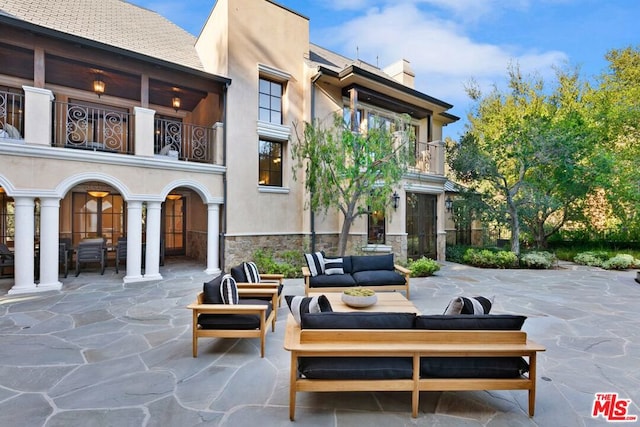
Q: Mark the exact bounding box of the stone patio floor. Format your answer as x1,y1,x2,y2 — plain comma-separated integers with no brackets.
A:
0,259,638,426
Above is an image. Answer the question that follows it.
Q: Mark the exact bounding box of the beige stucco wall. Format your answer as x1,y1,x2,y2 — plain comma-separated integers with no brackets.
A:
203,0,310,239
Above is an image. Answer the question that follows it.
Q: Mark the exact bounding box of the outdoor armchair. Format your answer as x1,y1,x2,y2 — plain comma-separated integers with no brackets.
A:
0,243,14,277
75,238,107,276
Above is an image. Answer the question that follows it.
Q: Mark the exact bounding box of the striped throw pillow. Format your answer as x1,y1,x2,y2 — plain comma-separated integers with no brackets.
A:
323,257,344,275
304,252,325,277
243,261,261,283
285,295,333,325
444,296,493,315
220,274,239,305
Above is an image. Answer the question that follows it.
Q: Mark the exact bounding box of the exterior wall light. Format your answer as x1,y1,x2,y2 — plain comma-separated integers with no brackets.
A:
392,191,400,210
445,196,454,213
172,95,181,112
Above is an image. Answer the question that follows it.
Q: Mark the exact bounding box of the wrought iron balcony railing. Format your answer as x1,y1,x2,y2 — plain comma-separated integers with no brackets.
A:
0,90,24,140
154,118,214,163
53,101,133,154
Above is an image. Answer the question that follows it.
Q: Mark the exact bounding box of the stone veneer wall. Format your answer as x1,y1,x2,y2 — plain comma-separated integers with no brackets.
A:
186,230,207,263
224,234,307,270
224,233,407,271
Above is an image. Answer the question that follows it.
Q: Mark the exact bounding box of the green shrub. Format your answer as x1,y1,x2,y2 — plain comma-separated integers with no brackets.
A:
462,248,518,268
520,251,556,269
446,245,469,263
252,248,303,278
573,251,609,267
602,254,637,270
407,257,440,277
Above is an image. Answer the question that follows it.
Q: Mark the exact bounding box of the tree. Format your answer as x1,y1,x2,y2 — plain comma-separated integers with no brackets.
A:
448,64,601,253
291,113,412,256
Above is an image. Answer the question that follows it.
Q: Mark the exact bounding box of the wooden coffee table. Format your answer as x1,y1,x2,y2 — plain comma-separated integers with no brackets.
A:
308,291,420,314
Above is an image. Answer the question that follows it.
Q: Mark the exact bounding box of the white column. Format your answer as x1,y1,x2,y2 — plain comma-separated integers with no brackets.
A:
22,86,54,146
38,197,62,290
143,201,162,280
134,107,156,157
205,203,221,275
123,200,144,283
8,197,37,294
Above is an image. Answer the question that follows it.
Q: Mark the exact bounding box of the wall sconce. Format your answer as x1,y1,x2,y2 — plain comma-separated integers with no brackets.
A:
88,190,109,198
93,76,105,97
171,95,181,112
391,191,400,210
445,196,454,213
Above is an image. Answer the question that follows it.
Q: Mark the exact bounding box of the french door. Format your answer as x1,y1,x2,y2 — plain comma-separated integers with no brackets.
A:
406,193,437,260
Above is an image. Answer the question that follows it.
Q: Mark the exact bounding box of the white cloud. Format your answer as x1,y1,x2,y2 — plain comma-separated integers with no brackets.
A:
317,2,567,118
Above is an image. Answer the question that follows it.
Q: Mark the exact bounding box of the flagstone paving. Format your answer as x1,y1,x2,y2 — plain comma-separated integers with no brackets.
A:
0,259,638,426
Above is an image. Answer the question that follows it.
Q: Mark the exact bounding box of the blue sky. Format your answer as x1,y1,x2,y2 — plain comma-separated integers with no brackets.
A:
129,0,638,140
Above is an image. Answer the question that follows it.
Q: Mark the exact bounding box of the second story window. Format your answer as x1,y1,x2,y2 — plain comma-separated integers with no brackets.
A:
259,78,282,124
259,139,283,186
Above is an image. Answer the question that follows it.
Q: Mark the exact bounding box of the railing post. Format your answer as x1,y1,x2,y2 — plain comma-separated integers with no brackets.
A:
134,107,155,157
213,122,223,165
22,86,54,146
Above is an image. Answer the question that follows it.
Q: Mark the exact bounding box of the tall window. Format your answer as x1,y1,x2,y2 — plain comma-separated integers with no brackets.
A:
368,210,386,244
72,192,124,246
259,139,283,186
259,78,282,124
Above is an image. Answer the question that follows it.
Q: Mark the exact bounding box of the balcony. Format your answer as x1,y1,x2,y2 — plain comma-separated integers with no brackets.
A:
0,86,223,165
410,140,444,175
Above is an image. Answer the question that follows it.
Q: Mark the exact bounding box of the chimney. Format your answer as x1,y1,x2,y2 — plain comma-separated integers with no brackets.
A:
383,59,415,88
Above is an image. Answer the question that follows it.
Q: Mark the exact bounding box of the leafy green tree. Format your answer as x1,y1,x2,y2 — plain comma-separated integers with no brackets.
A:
448,64,602,253
587,46,640,236
291,113,412,256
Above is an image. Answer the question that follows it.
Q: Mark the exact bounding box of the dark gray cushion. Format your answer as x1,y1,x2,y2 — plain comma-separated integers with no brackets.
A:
197,299,272,330
309,273,357,287
421,357,529,378
230,264,247,282
301,312,416,329
352,270,406,286
351,254,394,273
299,357,413,380
203,275,223,304
414,314,526,330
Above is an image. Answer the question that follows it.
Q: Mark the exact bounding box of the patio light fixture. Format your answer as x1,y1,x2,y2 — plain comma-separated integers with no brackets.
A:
93,76,105,97
166,193,182,200
391,191,400,210
88,190,109,198
445,196,454,213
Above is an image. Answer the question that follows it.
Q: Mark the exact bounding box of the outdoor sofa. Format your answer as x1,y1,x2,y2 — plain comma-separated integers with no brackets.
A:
303,253,411,298
284,311,545,420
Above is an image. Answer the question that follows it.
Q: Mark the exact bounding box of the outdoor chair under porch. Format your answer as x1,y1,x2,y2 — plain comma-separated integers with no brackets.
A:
0,243,14,278
75,238,107,276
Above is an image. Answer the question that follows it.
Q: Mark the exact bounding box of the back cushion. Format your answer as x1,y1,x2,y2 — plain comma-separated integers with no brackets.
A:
203,274,224,304
301,312,415,329
230,264,247,282
351,254,394,273
415,314,526,330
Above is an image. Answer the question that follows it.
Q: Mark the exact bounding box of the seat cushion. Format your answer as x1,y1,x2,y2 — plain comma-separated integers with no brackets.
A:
414,314,526,330
299,357,413,380
309,273,357,287
421,357,529,378
301,312,416,329
352,270,406,286
198,299,272,330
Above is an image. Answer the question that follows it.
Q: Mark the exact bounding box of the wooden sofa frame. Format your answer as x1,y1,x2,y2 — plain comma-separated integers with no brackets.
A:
302,264,411,298
284,321,546,420
188,288,278,358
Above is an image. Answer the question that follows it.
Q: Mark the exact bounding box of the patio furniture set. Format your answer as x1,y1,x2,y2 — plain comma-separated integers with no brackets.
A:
188,254,546,420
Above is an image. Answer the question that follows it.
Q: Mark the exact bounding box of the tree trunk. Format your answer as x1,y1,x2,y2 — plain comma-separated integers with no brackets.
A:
337,216,353,256
507,203,520,256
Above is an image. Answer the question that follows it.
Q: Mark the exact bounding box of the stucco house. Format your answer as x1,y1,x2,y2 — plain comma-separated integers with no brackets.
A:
0,0,458,294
